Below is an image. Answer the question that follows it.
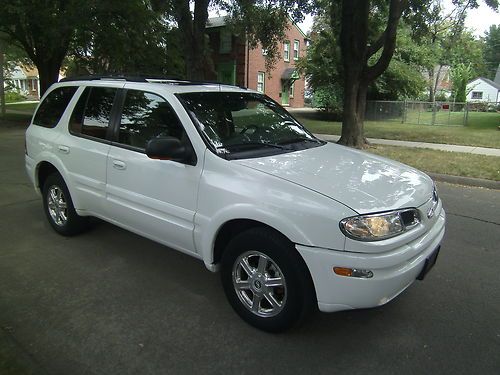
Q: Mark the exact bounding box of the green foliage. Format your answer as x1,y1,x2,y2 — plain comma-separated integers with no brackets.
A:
450,63,473,102
0,0,89,64
4,90,26,103
68,1,180,77
302,14,428,103
447,29,486,78
369,25,428,100
482,24,500,80
312,85,343,113
226,0,311,72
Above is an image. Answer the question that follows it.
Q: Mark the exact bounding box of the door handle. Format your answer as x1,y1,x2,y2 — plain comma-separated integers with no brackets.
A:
112,160,127,170
58,145,70,154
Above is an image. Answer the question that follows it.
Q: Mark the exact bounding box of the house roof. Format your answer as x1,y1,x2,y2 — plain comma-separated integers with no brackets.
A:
206,16,307,38
469,77,500,91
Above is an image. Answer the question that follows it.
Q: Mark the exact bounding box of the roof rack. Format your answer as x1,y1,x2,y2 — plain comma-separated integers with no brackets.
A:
59,75,248,89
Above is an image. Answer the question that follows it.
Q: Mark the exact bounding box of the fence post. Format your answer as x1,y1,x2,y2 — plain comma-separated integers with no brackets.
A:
464,102,469,126
401,100,406,123
431,102,437,126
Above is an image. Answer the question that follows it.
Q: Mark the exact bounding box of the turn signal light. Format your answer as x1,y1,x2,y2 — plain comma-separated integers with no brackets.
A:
333,267,373,279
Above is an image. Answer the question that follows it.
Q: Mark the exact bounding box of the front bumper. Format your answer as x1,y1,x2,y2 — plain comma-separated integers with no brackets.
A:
296,209,445,312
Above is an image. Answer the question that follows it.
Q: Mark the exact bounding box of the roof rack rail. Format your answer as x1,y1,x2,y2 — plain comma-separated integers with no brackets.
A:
59,75,180,83
59,75,248,89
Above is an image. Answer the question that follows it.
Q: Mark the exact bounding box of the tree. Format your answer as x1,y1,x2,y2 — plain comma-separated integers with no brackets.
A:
325,0,498,148
154,0,309,79
68,1,176,77
0,0,91,95
332,0,408,147
0,41,5,116
300,15,427,113
483,24,500,80
450,62,473,101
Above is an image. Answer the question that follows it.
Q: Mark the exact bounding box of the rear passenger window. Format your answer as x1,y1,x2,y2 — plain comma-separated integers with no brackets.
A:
118,90,186,149
69,87,117,140
33,86,77,128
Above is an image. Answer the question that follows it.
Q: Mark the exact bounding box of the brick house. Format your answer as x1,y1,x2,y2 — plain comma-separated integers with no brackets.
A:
206,17,307,107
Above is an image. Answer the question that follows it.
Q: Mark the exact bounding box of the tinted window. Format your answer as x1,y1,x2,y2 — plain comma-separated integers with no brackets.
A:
33,86,77,128
178,92,322,159
118,90,185,149
69,87,117,140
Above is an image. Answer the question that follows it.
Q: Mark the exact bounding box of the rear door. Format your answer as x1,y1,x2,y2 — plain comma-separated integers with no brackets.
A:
105,88,202,254
59,85,120,215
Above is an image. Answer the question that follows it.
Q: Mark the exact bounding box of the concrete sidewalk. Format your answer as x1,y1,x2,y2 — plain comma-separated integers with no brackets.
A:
315,133,500,157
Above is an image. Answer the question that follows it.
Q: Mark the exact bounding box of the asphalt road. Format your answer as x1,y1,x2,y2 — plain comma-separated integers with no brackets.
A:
1,126,499,375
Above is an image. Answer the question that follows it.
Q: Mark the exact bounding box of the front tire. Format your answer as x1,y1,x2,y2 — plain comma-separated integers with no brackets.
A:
221,227,315,332
42,173,88,236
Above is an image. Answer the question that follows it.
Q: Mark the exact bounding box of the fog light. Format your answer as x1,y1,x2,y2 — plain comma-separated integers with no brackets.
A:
333,267,373,278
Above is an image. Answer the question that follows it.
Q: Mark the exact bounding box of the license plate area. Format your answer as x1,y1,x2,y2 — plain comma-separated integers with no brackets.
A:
417,245,440,281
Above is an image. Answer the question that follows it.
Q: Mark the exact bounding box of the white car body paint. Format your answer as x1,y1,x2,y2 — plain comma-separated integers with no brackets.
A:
26,80,445,313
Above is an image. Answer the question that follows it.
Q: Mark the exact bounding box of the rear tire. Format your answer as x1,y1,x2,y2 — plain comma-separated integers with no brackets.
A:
221,227,315,332
42,173,88,236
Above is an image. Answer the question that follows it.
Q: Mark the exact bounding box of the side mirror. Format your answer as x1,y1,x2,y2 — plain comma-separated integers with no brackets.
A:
145,137,189,162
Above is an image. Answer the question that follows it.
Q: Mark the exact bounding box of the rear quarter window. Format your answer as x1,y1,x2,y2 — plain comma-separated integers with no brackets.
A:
33,86,78,128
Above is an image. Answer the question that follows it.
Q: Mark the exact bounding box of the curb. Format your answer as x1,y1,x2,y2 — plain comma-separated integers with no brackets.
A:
427,173,500,190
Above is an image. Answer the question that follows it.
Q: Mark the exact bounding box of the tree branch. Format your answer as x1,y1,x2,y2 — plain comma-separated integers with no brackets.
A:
367,31,387,58
364,0,406,82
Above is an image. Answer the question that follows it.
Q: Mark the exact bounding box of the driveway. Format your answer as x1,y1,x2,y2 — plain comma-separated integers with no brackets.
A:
1,126,499,375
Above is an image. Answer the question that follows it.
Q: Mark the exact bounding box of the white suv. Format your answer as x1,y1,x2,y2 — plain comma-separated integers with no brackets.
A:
25,77,445,332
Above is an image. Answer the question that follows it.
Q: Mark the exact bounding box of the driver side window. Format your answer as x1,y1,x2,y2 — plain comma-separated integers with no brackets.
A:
118,90,186,149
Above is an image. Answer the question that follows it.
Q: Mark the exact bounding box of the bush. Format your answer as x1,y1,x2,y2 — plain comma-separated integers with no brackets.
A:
5,90,27,103
312,85,343,114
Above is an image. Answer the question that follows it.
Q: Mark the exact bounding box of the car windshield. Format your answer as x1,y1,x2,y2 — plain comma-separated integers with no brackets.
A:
177,92,324,159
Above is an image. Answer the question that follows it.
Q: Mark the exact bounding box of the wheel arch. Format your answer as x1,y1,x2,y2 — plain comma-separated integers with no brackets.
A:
212,219,292,267
37,161,61,191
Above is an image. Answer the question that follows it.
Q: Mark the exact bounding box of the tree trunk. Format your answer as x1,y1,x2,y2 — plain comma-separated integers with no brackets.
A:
185,33,207,80
173,0,210,80
336,0,405,148
338,81,369,148
37,59,61,96
0,42,5,116
427,69,435,102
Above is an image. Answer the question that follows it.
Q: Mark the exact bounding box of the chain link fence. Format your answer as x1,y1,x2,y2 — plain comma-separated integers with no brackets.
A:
365,100,500,126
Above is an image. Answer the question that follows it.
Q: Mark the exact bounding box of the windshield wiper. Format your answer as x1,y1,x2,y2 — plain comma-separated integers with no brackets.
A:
278,137,323,145
217,142,287,151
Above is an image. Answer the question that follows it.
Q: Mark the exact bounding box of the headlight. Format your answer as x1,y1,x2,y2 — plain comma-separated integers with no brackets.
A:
340,208,421,241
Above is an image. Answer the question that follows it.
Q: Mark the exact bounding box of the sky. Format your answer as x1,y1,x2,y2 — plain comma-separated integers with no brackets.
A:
460,2,500,36
296,1,500,36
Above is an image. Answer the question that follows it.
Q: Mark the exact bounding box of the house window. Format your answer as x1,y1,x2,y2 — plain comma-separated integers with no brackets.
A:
257,72,265,93
293,40,299,60
471,91,483,100
289,82,295,98
284,41,290,62
220,29,232,54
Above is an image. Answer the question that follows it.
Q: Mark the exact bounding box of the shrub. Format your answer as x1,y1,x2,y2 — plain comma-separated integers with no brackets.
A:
312,85,343,114
5,90,27,103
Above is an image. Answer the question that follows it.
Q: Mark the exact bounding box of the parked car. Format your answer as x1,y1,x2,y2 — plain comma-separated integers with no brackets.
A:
25,77,445,332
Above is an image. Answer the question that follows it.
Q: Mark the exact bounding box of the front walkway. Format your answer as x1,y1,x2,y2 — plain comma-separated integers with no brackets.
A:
315,134,500,157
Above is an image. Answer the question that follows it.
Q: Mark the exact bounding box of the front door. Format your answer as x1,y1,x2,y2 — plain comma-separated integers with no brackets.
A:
105,88,202,254
217,61,236,85
281,82,290,106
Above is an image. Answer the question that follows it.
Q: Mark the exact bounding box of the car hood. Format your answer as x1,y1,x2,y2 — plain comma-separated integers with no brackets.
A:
234,143,434,214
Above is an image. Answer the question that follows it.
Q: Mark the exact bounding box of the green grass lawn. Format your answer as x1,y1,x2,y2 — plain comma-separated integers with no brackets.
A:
296,111,500,149
367,145,500,181
5,102,39,112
